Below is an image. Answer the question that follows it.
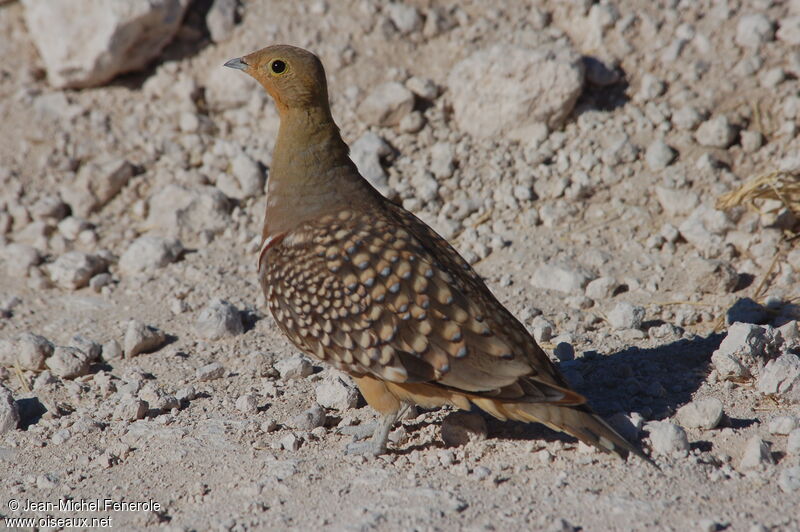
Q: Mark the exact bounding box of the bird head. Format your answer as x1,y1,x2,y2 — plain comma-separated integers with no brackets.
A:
224,45,329,113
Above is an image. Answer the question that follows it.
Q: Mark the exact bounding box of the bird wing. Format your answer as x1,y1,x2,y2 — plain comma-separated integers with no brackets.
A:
260,204,584,406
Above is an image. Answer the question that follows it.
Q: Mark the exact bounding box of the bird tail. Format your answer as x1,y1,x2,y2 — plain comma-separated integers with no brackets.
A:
470,397,653,465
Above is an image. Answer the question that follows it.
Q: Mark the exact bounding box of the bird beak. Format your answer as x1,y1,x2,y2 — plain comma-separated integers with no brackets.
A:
224,57,248,71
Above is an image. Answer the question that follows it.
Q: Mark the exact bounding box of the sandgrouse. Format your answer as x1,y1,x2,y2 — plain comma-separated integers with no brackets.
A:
225,45,649,462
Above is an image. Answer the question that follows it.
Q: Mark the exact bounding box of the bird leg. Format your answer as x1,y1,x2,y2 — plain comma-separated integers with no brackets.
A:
342,402,412,456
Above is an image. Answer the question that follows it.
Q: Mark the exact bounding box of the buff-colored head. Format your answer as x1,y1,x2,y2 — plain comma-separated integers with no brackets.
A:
225,45,329,113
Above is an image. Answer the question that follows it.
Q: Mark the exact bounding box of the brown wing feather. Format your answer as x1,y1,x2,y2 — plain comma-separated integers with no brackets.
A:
260,204,584,406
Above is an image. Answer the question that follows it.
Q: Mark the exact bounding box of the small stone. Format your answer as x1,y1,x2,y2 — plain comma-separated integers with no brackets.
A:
279,432,302,451
647,421,690,456
70,334,101,362
686,257,739,294
778,466,800,493
196,362,225,381
57,216,91,240
356,81,415,127
676,398,724,429
114,398,148,422
530,263,592,294
387,2,421,34
176,385,196,403
695,115,737,148
672,106,703,131
217,150,265,200
712,323,783,380
740,130,763,153
757,354,800,402
739,436,774,469
655,187,700,217
777,16,800,45
275,355,313,381
735,13,775,48
45,346,91,378
787,429,800,454
261,419,278,433
47,251,107,290
195,299,244,340
607,302,645,330
2,243,42,277
531,316,554,343
138,383,179,411
288,404,326,430
768,416,798,435
315,374,359,410
0,332,53,370
585,276,618,300
235,394,259,414
429,142,455,180
118,235,183,275
645,139,676,170
441,411,488,447
349,132,392,193
124,320,167,357
405,76,438,100
101,339,123,361
0,384,20,434
89,273,113,292
206,0,237,43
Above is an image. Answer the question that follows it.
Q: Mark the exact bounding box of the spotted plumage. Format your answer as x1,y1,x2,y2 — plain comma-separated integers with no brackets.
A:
226,44,651,463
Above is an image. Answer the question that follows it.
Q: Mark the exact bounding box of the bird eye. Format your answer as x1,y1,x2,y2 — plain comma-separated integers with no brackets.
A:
270,60,286,74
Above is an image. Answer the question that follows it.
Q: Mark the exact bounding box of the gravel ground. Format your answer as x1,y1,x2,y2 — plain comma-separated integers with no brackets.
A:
1,1,800,530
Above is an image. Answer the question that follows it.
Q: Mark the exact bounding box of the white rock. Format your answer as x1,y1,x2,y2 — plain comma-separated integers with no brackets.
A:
2,243,41,277
30,195,68,221
102,339,123,361
279,432,302,451
655,187,700,217
350,132,392,192
695,115,737,148
235,394,259,414
275,355,313,381
288,404,326,430
315,374,359,410
204,62,257,110
585,276,618,300
440,411,488,447
647,421,690,456
46,346,91,378
739,435,774,469
60,159,134,217
645,139,676,170
530,263,593,294
676,398,724,429
429,142,455,179
405,76,438,100
0,332,53,370
788,429,800,454
217,150,265,200
768,416,798,435
70,334,101,362
779,466,800,493
757,354,800,402
114,398,148,422
607,302,645,330
735,13,775,48
447,44,584,138
124,320,167,357
195,299,244,340
0,384,19,434
388,2,421,34
206,0,237,42
678,204,733,257
357,82,415,127
672,106,703,130
21,0,190,88
57,216,91,240
197,362,226,381
146,185,232,246
138,383,178,411
685,257,738,294
531,316,554,343
47,251,107,290
119,235,183,275
712,323,783,380
777,16,800,45
410,171,439,202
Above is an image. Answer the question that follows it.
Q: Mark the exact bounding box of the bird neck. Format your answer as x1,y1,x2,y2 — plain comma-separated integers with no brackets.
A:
264,105,368,237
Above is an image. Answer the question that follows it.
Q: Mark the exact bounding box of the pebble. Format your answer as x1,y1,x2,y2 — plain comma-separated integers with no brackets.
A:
206,0,237,43
356,81,415,127
735,13,775,48
138,383,179,411
45,346,91,378
768,416,798,435
89,272,113,292
118,235,183,274
685,257,738,294
405,76,438,100
530,263,592,294
757,354,800,402
275,355,313,381
777,16,800,45
676,397,724,429
218,150,265,200
531,316,554,343
607,302,645,330
114,398,148,422
0,384,19,434
647,421,690,456
0,332,53,370
787,429,800,454
349,132,391,193
440,411,488,447
739,435,774,469
388,2,421,34
655,187,700,217
235,394,259,414
2,243,42,277
279,432,302,451
123,320,167,357
585,276,618,300
287,404,326,430
711,323,782,380
315,374,359,410
778,466,800,493
194,299,244,340
47,251,107,290
645,139,676,170
694,115,737,148
196,362,226,381
101,339,123,361
429,142,455,179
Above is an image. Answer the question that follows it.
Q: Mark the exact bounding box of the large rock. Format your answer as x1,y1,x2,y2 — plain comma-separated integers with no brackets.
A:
22,0,190,88
757,354,800,403
711,322,784,380
447,44,584,139
146,185,232,245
